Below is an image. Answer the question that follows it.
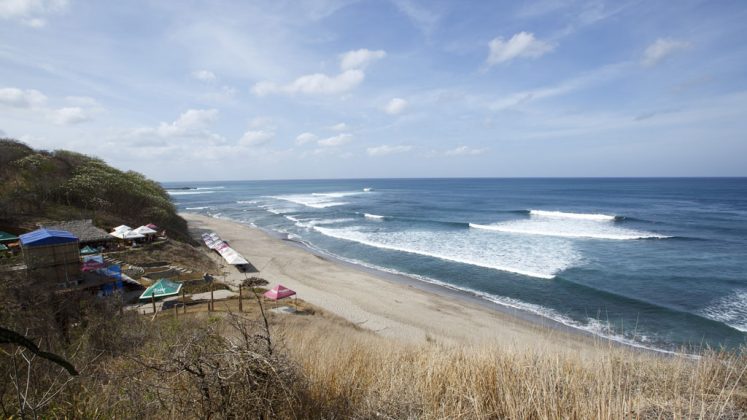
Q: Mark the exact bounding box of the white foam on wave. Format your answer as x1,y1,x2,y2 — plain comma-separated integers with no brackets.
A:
236,200,258,204
168,190,215,196
185,206,211,210
469,222,668,240
471,209,669,240
293,238,683,355
270,193,349,208
194,186,225,190
701,290,747,332
313,225,580,279
364,213,385,220
529,210,617,221
294,218,355,229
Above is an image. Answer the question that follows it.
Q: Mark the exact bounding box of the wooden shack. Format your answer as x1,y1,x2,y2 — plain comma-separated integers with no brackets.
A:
20,228,80,287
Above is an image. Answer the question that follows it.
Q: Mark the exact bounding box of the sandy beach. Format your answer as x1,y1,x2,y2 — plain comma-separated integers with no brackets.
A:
182,212,600,353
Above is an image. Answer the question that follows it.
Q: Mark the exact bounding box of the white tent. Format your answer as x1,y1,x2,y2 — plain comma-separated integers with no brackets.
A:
112,225,132,233
110,229,145,240
132,225,157,235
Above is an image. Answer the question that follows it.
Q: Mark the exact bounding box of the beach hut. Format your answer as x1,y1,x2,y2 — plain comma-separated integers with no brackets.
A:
20,228,80,285
139,278,183,301
41,220,113,248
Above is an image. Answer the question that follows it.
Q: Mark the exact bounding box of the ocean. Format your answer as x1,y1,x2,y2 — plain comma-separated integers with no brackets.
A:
164,178,747,352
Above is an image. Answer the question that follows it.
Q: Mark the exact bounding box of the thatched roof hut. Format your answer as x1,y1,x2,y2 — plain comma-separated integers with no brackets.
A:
41,220,114,245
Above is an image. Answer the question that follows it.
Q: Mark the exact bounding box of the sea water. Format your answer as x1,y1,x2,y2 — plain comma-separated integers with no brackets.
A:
165,178,747,352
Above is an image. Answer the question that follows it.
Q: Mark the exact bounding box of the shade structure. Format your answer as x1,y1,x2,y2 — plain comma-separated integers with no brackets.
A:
139,278,182,301
80,245,98,255
132,225,157,235
0,231,19,242
81,254,105,271
110,229,145,240
112,225,132,233
0,243,8,251
264,285,296,301
201,231,249,265
20,228,78,247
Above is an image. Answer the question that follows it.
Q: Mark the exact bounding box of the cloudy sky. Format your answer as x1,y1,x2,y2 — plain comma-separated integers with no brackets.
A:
1,0,746,181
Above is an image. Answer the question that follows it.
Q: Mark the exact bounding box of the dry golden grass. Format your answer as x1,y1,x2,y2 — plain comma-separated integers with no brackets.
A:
275,316,747,419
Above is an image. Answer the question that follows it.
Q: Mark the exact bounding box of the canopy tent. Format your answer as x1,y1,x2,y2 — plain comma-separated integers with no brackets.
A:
264,285,296,301
20,229,78,247
0,231,19,242
0,243,8,251
201,231,249,265
220,248,249,265
110,230,145,240
132,225,157,235
81,254,105,271
80,245,98,255
139,279,182,301
112,225,132,233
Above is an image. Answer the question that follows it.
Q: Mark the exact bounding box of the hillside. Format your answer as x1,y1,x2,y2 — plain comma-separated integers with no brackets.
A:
0,138,192,243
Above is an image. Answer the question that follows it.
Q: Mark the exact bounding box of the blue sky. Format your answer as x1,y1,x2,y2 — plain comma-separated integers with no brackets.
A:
1,0,746,180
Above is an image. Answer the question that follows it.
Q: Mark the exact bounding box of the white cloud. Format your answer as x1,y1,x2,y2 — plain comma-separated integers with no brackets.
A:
0,87,47,108
642,38,689,66
253,47,385,96
340,49,386,71
239,130,275,147
444,146,487,156
0,0,68,27
52,107,90,125
192,69,217,82
330,122,348,131
317,133,352,147
126,109,223,146
253,69,364,96
384,97,408,115
296,132,317,145
486,32,553,66
366,144,412,156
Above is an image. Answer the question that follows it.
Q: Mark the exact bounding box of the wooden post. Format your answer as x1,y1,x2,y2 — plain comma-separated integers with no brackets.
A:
209,282,214,312
174,302,178,319
182,288,186,314
151,292,156,315
238,285,243,312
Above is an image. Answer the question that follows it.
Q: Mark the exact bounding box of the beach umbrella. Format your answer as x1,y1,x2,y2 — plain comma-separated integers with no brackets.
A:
139,278,182,301
263,285,296,300
133,225,157,235
80,245,98,255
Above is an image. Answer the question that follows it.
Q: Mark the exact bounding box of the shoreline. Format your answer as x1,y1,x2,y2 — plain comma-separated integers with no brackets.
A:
181,212,670,355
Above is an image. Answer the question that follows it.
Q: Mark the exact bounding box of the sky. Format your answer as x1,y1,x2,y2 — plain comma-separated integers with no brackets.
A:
1,0,746,181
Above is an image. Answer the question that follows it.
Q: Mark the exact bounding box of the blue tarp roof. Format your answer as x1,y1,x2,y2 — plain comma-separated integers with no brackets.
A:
19,228,78,247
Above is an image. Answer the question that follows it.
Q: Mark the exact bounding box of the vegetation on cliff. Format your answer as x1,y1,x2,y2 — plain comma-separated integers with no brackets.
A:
0,138,191,242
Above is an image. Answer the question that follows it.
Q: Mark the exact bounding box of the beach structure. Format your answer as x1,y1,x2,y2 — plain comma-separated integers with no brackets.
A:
0,230,19,244
20,228,80,286
201,232,249,266
264,284,296,301
110,226,145,241
139,278,182,301
0,230,20,255
40,220,114,249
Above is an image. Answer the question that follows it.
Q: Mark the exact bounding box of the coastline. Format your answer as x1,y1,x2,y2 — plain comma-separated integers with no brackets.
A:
182,212,612,354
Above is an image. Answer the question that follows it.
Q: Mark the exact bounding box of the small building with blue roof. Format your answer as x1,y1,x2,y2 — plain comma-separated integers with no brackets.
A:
21,228,81,286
